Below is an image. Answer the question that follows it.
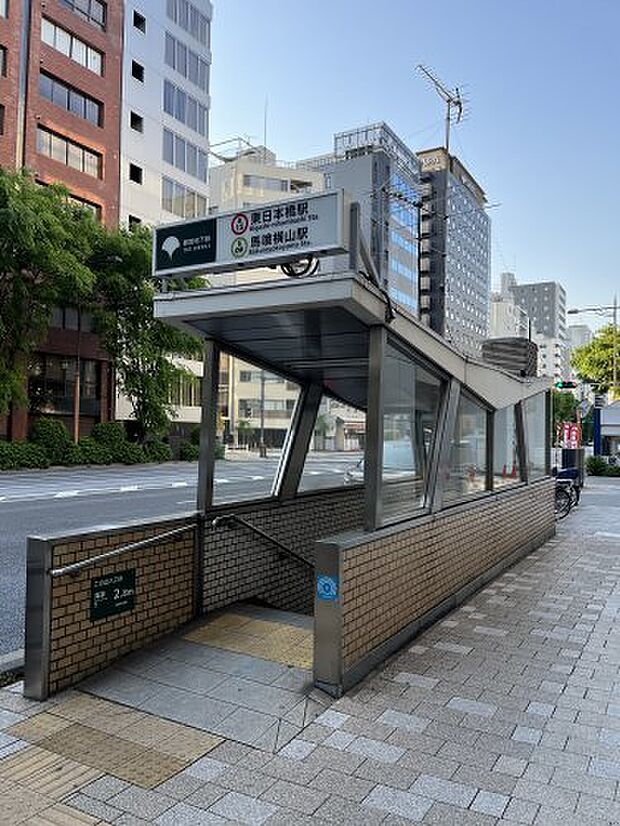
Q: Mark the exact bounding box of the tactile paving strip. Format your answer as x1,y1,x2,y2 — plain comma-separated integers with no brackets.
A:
0,746,101,801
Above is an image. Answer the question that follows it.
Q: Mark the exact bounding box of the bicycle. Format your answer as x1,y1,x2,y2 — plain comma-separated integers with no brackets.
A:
555,480,573,520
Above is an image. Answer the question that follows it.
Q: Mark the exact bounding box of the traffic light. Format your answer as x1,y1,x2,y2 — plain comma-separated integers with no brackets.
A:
555,380,577,389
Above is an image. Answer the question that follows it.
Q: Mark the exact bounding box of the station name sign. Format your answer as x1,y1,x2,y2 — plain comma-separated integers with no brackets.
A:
153,190,349,278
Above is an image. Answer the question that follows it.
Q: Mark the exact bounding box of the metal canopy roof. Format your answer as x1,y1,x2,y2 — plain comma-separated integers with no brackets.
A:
154,272,550,410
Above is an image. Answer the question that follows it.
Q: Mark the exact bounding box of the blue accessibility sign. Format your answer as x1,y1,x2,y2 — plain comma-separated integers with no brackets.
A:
316,574,339,601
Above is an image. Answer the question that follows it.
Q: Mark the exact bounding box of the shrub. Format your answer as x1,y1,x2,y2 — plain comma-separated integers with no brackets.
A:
91,421,127,449
215,441,225,460
586,456,608,476
144,441,172,463
179,440,200,461
61,442,83,466
79,437,113,465
114,441,145,465
0,442,50,470
605,464,620,477
30,418,71,465
190,425,201,446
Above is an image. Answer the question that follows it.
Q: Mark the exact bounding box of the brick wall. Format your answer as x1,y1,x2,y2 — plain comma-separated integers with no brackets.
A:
25,515,197,699
204,487,365,615
340,481,554,672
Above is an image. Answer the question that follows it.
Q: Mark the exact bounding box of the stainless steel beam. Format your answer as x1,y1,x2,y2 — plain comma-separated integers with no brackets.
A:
274,383,323,500
24,539,51,700
364,326,387,530
430,378,461,513
197,341,220,512
515,400,528,483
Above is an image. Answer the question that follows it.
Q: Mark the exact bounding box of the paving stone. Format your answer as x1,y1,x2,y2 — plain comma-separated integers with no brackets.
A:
512,778,579,811
446,697,497,718
108,785,177,819
363,784,433,820
260,778,329,814
434,642,473,655
278,738,316,761
409,773,477,808
155,801,229,824
377,709,429,733
422,801,497,824
313,709,350,729
525,701,555,718
470,789,509,817
63,791,124,822
210,790,278,824
309,767,377,802
512,726,542,744
303,745,366,775
216,764,276,796
397,749,459,780
393,672,439,690
493,755,527,777
502,797,539,824
0,709,25,730
183,755,227,781
80,774,131,801
322,730,356,750
346,735,406,764
314,794,386,825
588,756,620,779
154,772,205,800
473,626,509,638
183,781,228,811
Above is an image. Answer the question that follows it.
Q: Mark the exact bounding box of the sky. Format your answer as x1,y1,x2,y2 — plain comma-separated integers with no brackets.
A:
210,0,620,329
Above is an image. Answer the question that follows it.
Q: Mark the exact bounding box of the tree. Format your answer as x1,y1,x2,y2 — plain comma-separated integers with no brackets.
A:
551,389,577,445
572,324,620,394
0,169,97,414
91,226,202,441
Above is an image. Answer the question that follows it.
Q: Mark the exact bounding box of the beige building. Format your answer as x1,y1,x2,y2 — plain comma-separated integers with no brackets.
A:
208,146,324,446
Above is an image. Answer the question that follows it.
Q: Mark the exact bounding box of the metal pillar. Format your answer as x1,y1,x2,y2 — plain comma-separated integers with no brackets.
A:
364,326,386,531
515,401,528,482
273,383,323,500
197,340,220,513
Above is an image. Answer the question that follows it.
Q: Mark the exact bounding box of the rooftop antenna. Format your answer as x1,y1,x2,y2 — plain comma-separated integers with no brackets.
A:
416,65,464,159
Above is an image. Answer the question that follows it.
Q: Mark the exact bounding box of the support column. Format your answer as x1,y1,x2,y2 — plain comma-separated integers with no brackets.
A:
364,326,386,531
274,383,323,500
197,341,220,513
515,400,528,482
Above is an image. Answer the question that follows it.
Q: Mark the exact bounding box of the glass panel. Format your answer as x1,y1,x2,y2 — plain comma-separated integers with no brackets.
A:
196,193,206,216
381,344,444,520
51,133,67,163
172,182,185,217
71,37,86,67
164,33,175,68
52,79,69,109
56,28,71,56
184,189,196,218
68,89,83,117
174,88,186,121
186,97,197,131
161,177,174,212
87,48,102,75
493,406,521,488
299,397,366,492
82,149,100,177
166,0,176,22
163,129,174,164
174,135,185,170
443,394,488,503
215,357,301,505
176,42,187,77
39,73,54,101
524,392,547,479
188,51,198,85
85,99,100,125
41,19,56,46
197,149,207,182
66,140,82,169
186,143,197,177
163,80,175,114
37,128,51,155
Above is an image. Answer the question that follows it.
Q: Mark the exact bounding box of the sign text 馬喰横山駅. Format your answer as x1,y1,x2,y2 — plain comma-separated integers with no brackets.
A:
153,190,349,277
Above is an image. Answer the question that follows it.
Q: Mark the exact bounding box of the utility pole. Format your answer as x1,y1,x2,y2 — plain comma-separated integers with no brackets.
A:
259,369,266,458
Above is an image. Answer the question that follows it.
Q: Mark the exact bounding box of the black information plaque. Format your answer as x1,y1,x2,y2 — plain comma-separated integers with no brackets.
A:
90,569,136,621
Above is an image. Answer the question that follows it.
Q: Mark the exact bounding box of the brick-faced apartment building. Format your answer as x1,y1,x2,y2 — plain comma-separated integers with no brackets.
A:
0,0,122,440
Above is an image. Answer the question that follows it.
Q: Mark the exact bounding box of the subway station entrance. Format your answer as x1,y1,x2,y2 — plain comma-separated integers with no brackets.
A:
23,194,555,752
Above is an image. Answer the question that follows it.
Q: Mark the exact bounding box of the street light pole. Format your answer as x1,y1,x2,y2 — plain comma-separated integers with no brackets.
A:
259,369,266,458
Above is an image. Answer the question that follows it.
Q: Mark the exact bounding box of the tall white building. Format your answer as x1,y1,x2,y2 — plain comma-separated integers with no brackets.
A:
119,0,212,227
116,0,212,435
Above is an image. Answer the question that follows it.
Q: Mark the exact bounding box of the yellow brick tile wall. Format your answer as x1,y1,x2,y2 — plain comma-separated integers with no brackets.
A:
341,482,554,670
47,518,196,695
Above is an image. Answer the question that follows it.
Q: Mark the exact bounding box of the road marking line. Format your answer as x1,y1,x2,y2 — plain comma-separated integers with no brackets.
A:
214,478,230,484
55,491,78,498
250,475,265,481
170,482,189,488
594,532,620,539
120,485,139,492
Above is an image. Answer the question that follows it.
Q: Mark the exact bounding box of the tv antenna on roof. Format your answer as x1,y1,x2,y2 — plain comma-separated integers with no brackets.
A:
416,65,464,157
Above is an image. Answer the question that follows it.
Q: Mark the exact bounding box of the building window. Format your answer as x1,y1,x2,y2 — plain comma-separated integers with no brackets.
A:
0,45,6,77
0,0,6,18
443,393,489,503
58,0,106,30
162,128,207,182
66,193,101,219
164,31,209,92
524,393,547,479
39,72,102,126
166,0,209,47
162,80,207,136
169,373,201,407
239,371,252,382
0,104,4,135
41,18,103,75
161,176,206,219
130,111,143,132
242,174,288,192
132,10,146,32
129,163,143,184
28,354,101,416
36,127,101,178
493,405,521,488
131,60,144,82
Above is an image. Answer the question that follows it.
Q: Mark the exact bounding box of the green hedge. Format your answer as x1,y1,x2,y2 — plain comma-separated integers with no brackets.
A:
586,455,620,477
78,437,113,465
179,440,200,461
31,418,71,465
0,442,50,470
144,441,172,463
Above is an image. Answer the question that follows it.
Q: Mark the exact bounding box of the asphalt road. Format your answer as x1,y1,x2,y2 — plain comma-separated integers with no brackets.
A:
0,454,360,660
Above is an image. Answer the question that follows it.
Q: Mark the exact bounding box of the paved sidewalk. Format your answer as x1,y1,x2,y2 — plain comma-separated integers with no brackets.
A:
1,479,620,824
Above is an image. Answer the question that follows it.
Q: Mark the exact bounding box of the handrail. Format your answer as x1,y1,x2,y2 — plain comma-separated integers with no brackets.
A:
211,514,313,570
49,523,196,578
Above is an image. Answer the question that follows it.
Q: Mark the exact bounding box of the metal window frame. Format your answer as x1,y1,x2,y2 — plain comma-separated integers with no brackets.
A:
515,400,528,483
197,340,220,512
430,377,461,512
364,325,386,530
273,383,323,500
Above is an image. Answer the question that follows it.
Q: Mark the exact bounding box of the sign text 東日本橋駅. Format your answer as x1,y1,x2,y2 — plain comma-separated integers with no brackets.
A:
153,190,349,278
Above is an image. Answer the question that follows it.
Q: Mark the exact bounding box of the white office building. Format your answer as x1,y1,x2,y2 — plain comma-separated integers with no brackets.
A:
119,0,212,227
